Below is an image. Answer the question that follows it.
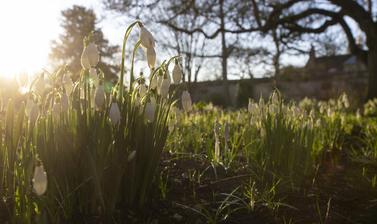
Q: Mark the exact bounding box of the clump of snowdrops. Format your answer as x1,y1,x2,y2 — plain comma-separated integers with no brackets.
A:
0,21,192,223
167,92,358,187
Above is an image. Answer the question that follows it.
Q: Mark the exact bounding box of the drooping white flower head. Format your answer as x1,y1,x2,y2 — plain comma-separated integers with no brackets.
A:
248,99,253,113
224,122,230,143
145,99,156,122
157,74,164,90
81,42,100,69
139,26,155,49
159,79,170,98
181,90,192,112
128,150,137,162
81,52,91,70
147,47,156,69
32,165,47,196
109,102,121,125
150,74,158,90
95,85,105,110
172,62,182,84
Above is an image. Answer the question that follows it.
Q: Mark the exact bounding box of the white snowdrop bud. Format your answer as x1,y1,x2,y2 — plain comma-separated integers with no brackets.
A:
157,75,163,90
109,102,121,125
150,74,158,90
139,26,155,49
159,79,170,98
147,47,156,69
181,90,192,112
81,43,99,69
172,62,182,84
224,122,230,143
61,93,69,111
248,99,253,113
145,100,156,122
128,150,136,162
95,85,105,110
32,165,47,196
271,92,279,105
166,70,171,84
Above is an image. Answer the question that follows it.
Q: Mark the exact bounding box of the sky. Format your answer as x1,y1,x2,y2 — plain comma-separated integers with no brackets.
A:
0,0,124,78
0,0,363,81
0,0,306,81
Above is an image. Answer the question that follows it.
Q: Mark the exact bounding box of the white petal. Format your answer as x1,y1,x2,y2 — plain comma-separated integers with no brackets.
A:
33,165,47,196
140,26,155,49
95,85,105,109
109,103,121,125
172,64,182,84
146,47,156,69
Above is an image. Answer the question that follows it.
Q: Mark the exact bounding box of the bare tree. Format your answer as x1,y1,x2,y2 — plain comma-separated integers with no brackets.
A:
250,0,377,100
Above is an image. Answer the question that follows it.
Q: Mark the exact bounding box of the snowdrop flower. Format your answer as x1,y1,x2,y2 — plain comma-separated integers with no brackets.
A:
139,25,155,49
128,150,136,162
157,74,164,90
181,91,192,112
150,74,158,90
271,92,279,105
248,100,259,115
147,47,156,69
81,42,100,69
95,85,105,110
165,69,172,84
32,164,47,196
89,68,99,86
248,99,253,113
172,62,182,84
145,99,156,122
109,102,121,125
214,121,221,162
159,79,170,98
341,94,350,108
224,122,230,143
61,93,69,111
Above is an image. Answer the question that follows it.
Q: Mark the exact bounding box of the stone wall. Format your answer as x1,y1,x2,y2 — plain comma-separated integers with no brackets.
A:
189,74,368,107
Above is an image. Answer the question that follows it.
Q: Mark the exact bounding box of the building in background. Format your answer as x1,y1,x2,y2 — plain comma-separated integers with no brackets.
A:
189,48,368,107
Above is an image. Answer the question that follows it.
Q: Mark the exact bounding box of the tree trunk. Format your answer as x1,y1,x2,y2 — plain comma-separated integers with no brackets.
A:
219,0,231,106
367,45,377,100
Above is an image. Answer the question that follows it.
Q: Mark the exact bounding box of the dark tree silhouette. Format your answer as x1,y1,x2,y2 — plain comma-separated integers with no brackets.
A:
50,5,119,81
250,0,377,100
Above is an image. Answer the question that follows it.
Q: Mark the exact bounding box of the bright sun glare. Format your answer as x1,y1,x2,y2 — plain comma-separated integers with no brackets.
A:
0,1,64,79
